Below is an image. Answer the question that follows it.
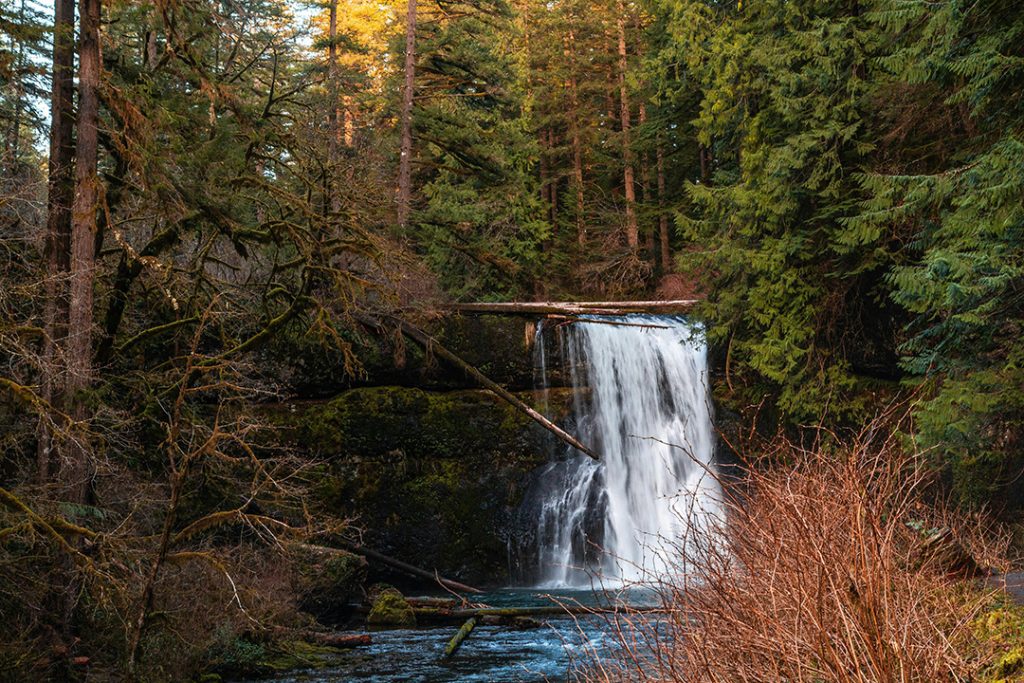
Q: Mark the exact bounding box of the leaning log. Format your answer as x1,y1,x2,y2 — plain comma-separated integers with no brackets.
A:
448,300,699,316
377,316,598,460
344,543,483,594
442,617,477,660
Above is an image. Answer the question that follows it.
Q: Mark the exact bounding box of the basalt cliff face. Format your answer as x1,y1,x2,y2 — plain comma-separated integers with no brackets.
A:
262,315,575,587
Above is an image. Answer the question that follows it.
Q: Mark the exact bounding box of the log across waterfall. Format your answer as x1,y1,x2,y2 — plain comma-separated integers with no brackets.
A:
517,314,721,586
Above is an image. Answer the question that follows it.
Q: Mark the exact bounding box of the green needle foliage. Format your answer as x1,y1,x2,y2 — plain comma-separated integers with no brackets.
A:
854,0,1024,505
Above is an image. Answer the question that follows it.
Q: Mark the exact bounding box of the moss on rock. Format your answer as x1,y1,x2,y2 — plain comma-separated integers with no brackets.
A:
262,385,578,586
366,588,416,628
291,546,368,625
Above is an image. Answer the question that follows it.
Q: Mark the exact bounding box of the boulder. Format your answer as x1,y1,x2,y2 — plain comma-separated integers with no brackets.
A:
366,587,416,628
291,546,368,624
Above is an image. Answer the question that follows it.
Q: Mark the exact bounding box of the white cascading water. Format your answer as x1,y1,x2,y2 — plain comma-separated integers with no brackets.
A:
533,315,719,586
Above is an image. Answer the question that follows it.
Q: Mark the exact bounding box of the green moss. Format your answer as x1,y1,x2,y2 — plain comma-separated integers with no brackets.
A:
367,588,416,627
973,601,1024,682
208,637,343,678
257,385,580,584
991,648,1024,681
292,547,367,624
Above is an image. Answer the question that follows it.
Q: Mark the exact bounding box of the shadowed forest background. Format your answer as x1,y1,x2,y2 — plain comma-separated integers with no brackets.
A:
1,0,1024,680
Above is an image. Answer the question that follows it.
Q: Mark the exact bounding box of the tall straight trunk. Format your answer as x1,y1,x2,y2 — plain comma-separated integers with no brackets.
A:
4,0,27,169
396,0,417,229
343,95,355,147
638,103,654,259
656,141,671,272
616,2,638,250
38,0,76,483
564,27,586,247
144,5,159,70
328,1,341,213
538,128,550,215
65,0,102,502
546,129,558,230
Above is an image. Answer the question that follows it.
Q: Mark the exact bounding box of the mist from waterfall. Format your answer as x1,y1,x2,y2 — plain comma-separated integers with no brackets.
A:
530,315,719,587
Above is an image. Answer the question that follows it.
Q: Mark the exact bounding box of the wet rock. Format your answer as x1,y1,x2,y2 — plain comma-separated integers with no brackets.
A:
262,386,578,586
367,587,416,628
292,545,368,624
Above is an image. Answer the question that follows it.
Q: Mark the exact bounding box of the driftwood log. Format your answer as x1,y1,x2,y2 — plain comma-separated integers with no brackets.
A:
408,604,667,622
441,617,478,660
270,627,372,648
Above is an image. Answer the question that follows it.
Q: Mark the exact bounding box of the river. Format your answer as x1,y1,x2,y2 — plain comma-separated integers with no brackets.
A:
246,587,658,682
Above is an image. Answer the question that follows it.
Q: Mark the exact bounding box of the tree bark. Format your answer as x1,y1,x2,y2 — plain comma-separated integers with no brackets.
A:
546,129,558,230
638,102,654,259
38,0,77,483
64,0,102,502
538,129,550,216
3,0,27,170
656,140,671,272
328,1,341,213
442,618,477,660
409,604,668,621
616,2,638,249
564,26,586,247
396,0,417,229
448,300,698,315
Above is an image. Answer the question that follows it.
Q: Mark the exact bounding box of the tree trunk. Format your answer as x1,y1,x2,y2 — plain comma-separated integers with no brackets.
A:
564,27,586,247
538,129,550,216
396,0,417,229
64,0,102,502
38,0,76,483
328,1,341,213
442,618,477,660
144,5,159,71
343,95,355,147
408,604,668,621
616,2,638,249
546,129,558,230
3,0,27,170
638,103,654,260
448,300,698,315
656,140,671,272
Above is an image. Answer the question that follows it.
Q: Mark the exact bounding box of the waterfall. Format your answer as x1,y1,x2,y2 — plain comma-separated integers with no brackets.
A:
529,315,719,586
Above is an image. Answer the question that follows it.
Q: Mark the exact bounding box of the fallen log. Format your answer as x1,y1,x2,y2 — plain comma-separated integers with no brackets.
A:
378,316,598,460
308,633,372,648
448,300,699,316
442,617,477,660
408,596,462,608
270,627,372,648
411,604,667,622
544,314,670,329
344,543,483,594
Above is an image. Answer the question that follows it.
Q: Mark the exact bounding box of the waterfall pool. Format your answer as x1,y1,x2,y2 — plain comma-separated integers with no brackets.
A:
243,587,659,683
249,315,716,681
